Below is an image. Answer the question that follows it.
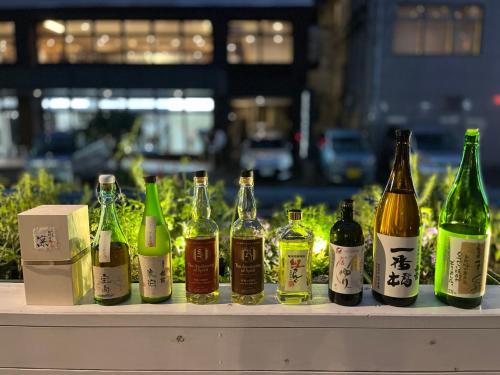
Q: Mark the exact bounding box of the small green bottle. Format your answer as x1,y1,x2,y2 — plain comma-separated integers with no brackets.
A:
277,209,313,304
137,176,173,303
434,129,491,309
92,174,131,305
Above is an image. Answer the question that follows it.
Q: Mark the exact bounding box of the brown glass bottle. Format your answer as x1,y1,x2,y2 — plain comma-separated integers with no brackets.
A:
372,129,421,307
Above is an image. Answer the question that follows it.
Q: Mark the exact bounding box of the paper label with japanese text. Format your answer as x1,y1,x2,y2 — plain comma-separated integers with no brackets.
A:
145,216,156,247
372,233,420,298
139,254,171,298
93,265,129,299
33,227,58,251
444,232,489,298
283,250,309,292
329,243,364,294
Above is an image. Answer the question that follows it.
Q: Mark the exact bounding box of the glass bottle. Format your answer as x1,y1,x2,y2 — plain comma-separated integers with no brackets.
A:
434,129,491,309
137,175,172,303
230,170,265,305
372,129,421,307
329,199,364,306
92,174,131,305
277,209,313,304
184,170,219,304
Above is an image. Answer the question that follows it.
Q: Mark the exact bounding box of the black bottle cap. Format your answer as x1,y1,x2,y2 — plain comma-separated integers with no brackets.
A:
395,128,411,140
240,170,254,178
341,199,354,209
144,175,157,183
194,170,207,177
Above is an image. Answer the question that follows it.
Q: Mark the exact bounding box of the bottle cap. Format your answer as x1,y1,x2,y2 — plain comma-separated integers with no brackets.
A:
465,128,480,144
240,170,254,178
395,128,411,139
194,170,208,184
98,174,116,184
195,170,207,177
288,209,302,220
144,175,157,183
341,199,354,209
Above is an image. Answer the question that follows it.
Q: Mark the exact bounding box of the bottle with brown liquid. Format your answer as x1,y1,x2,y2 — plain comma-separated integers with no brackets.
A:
92,174,131,305
230,170,265,305
184,170,219,304
372,129,421,307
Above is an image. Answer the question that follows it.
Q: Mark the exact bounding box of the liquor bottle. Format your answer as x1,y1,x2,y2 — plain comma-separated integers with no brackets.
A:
434,129,491,309
184,170,219,304
329,199,364,306
137,176,172,303
277,209,313,304
92,174,131,305
372,129,421,307
230,170,265,305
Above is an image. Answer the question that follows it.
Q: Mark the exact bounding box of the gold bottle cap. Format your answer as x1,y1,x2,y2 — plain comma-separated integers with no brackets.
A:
239,169,254,185
194,170,208,184
288,209,302,221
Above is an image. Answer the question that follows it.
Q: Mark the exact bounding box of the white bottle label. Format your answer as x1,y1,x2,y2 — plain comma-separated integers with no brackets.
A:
445,235,490,298
283,250,309,292
145,216,156,247
329,243,364,294
98,231,111,263
93,265,129,299
373,233,420,298
139,254,171,298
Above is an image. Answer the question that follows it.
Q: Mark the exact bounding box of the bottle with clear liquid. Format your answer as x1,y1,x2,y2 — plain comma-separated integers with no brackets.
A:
372,129,421,307
329,199,364,306
137,176,172,303
230,170,265,305
277,209,313,304
92,174,131,305
434,129,491,309
184,170,219,304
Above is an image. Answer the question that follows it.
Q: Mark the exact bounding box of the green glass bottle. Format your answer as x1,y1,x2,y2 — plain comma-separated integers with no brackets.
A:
434,129,491,309
137,176,172,303
277,209,313,304
184,170,219,304
230,170,265,305
92,174,131,305
329,199,364,306
372,129,421,307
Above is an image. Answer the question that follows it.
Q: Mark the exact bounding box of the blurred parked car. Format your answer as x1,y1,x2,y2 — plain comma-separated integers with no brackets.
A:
240,138,293,180
27,132,76,183
318,129,375,184
412,128,461,175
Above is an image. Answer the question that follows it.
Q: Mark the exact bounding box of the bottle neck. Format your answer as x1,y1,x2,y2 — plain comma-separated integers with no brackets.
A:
97,185,120,232
193,182,211,220
145,182,164,220
386,138,415,193
340,207,353,221
456,140,486,199
237,183,256,220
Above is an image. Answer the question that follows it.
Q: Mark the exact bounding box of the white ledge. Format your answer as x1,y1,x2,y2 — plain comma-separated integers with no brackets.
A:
1,283,499,374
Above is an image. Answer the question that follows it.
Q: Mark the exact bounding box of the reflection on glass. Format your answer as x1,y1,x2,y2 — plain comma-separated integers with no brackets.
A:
227,20,293,64
0,22,16,63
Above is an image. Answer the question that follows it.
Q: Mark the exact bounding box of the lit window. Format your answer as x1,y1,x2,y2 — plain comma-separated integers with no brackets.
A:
228,20,293,64
36,19,213,65
393,4,483,55
0,22,16,63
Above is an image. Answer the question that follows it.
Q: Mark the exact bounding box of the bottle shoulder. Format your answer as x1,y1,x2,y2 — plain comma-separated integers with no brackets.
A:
231,217,265,236
278,222,313,241
185,218,219,238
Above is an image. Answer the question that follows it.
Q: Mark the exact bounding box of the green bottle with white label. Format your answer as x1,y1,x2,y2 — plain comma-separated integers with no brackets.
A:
434,129,491,309
137,176,173,303
92,174,131,305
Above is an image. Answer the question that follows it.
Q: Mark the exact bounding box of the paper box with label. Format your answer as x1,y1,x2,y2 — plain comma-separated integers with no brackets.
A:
18,205,93,305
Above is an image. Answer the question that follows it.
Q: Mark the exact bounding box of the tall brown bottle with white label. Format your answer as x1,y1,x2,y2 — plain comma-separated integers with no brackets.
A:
372,129,421,307
137,176,172,303
92,174,131,305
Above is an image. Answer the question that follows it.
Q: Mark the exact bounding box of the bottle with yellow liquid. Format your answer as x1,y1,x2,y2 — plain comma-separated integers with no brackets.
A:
372,129,421,307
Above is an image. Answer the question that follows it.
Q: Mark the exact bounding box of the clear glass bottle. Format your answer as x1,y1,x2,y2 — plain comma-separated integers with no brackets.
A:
277,209,313,304
434,129,491,309
184,170,219,304
329,199,364,306
372,129,421,307
137,175,173,303
92,174,131,305
230,170,265,305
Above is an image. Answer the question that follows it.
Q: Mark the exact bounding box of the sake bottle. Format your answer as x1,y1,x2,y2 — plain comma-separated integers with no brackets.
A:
434,129,491,309
137,176,172,303
92,174,131,305
277,209,313,304
329,199,364,306
372,129,421,307
230,170,265,305
184,170,219,304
